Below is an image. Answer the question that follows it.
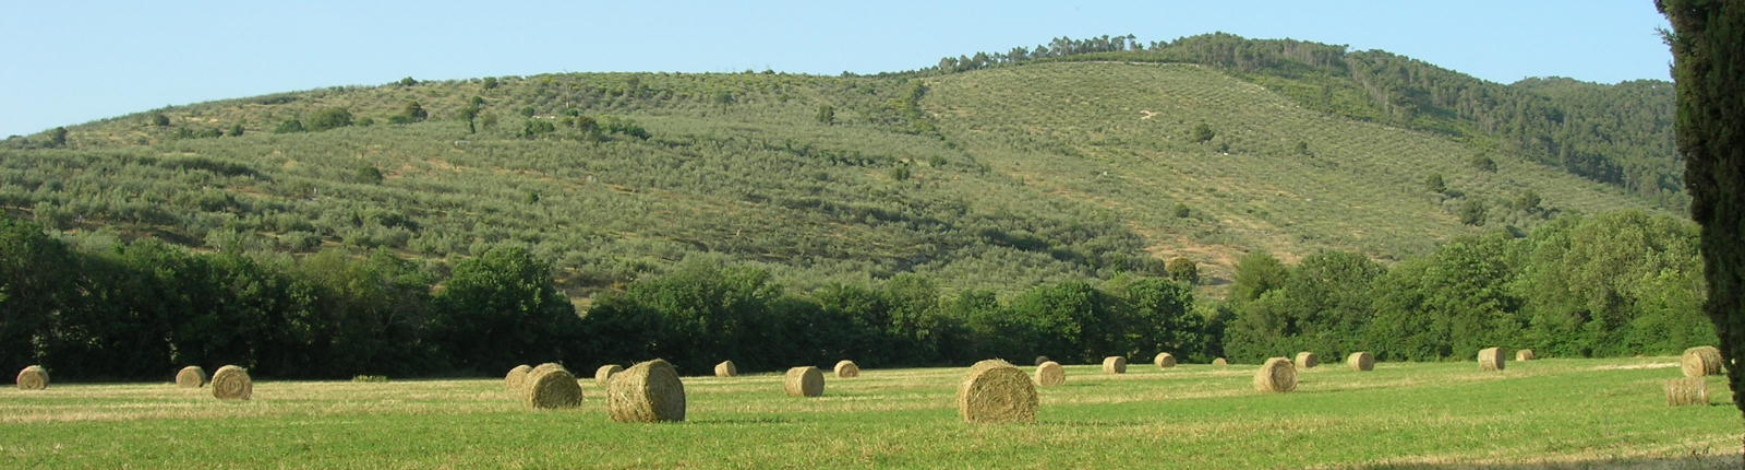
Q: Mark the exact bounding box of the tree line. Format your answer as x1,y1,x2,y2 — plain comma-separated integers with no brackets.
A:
0,213,1210,380
1222,211,1710,363
0,209,1707,380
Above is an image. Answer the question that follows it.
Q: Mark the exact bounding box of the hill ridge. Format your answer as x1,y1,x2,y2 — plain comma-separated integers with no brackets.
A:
0,34,1672,296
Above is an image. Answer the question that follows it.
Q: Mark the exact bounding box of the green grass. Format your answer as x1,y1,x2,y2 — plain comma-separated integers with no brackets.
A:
2,356,1735,468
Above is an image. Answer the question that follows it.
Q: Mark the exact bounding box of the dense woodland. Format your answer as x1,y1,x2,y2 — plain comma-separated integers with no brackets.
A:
0,208,1707,379
0,34,1703,379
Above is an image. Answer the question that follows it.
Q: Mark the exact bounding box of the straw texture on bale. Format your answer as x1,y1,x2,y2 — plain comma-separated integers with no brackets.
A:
1516,349,1536,362
1154,352,1178,369
1478,347,1507,372
1682,346,1723,377
1666,377,1709,406
16,365,48,390
176,365,207,388
834,360,860,378
211,365,252,400
1034,356,1050,366
524,367,583,409
784,366,825,397
1346,352,1375,372
958,359,1038,424
531,362,567,377
1253,358,1297,393
606,359,686,422
1102,356,1127,374
1212,357,1228,366
1034,361,1066,387
595,364,623,387
714,360,737,378
504,364,532,390
1295,352,1319,369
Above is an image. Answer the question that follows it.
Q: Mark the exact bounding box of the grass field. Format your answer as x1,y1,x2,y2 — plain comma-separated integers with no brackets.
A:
3,357,1738,469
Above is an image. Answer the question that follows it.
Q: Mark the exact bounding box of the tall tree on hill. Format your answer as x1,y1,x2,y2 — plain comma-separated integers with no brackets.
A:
1660,0,1745,416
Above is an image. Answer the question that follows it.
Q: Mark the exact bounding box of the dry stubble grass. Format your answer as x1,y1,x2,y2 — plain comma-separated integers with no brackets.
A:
0,356,1736,469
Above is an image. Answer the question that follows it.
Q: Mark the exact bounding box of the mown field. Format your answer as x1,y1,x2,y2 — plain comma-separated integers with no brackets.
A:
2,356,1737,469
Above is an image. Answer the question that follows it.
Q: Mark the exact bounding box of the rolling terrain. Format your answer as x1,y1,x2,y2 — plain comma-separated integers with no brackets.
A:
0,35,1674,297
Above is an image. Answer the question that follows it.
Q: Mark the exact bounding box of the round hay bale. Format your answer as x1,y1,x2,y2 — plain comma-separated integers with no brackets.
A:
15,365,48,390
606,359,686,422
211,365,252,400
1478,347,1507,372
524,367,583,409
1346,352,1374,372
1153,352,1178,369
504,364,532,390
1666,377,1709,406
1212,357,1228,366
176,365,207,388
958,359,1038,424
714,360,737,378
1682,346,1723,377
834,360,860,378
1101,356,1127,374
530,362,567,377
1034,361,1066,387
1515,349,1536,362
1033,355,1050,366
784,366,824,397
1253,357,1297,393
1295,352,1319,369
594,364,623,387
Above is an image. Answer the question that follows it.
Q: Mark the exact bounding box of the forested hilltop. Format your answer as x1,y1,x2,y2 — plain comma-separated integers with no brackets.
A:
0,34,1701,379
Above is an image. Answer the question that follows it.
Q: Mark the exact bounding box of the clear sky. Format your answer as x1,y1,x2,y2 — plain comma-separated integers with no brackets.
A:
1,1,1672,138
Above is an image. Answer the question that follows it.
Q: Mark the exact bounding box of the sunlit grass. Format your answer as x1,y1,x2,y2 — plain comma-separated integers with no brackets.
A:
1,356,1734,468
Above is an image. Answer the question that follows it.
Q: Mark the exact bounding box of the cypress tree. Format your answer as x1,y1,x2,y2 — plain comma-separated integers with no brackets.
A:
1660,0,1745,416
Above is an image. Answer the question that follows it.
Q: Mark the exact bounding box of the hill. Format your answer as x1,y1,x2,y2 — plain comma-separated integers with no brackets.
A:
0,34,1674,297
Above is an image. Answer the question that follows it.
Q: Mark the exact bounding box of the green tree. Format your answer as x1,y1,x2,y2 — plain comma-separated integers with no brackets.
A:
481,77,499,89
228,123,245,137
459,106,481,134
1660,0,1745,416
273,119,306,134
355,166,384,184
1230,251,1287,302
294,249,437,376
48,127,67,147
1459,199,1487,226
307,107,355,131
1108,276,1202,360
1471,155,1498,172
1515,211,1706,358
521,119,556,139
1007,281,1124,363
0,216,78,368
150,113,171,127
1165,257,1199,284
402,101,428,122
430,245,579,373
1190,122,1215,143
1425,173,1447,193
816,105,836,126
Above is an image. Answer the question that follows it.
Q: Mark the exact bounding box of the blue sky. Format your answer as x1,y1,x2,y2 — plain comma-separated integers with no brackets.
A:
1,1,1671,138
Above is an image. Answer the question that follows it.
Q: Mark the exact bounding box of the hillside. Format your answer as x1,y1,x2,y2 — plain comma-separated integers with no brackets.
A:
0,35,1671,297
